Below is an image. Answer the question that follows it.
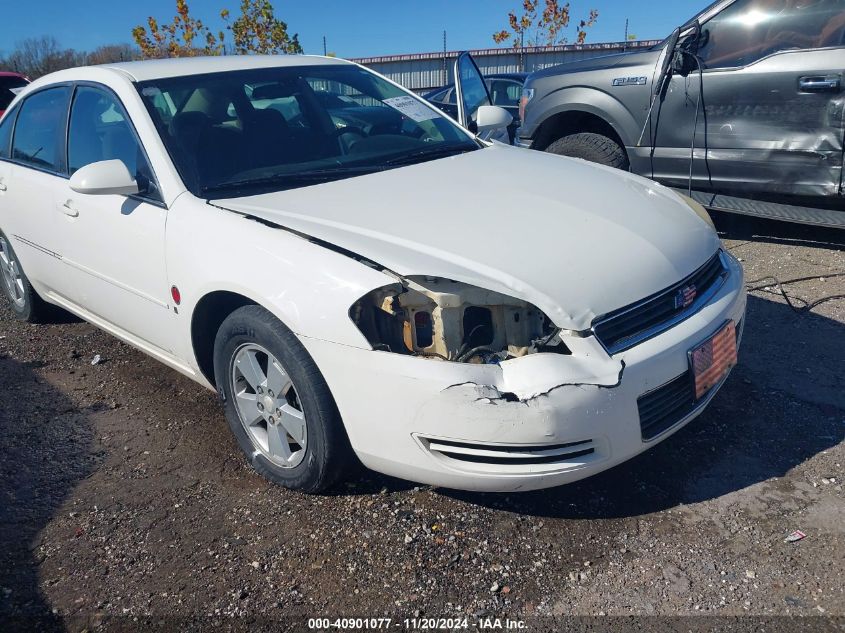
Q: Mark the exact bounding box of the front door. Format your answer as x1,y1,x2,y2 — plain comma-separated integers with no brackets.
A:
54,84,175,352
652,0,845,199
454,52,510,144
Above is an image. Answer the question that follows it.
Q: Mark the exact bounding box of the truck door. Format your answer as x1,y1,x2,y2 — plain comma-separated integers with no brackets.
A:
652,0,845,199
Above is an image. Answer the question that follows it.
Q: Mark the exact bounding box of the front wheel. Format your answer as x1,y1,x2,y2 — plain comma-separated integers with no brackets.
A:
213,305,354,493
545,132,629,170
0,231,50,322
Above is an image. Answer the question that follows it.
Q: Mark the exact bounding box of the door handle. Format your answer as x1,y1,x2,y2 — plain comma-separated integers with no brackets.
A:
61,201,79,217
0,182,7,192
799,75,840,92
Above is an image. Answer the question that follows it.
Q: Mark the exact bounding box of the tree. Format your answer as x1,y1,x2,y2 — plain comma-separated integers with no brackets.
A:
493,0,598,48
1,36,83,78
222,0,302,55
85,44,139,65
133,0,301,59
132,0,225,59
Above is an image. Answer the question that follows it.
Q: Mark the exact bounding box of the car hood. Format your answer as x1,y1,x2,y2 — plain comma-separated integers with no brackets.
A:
529,48,661,80
213,144,720,331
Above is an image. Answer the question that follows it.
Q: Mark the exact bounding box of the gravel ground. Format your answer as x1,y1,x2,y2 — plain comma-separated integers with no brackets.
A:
0,215,843,633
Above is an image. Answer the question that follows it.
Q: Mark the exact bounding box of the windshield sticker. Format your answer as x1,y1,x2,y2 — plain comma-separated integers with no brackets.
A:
383,96,440,122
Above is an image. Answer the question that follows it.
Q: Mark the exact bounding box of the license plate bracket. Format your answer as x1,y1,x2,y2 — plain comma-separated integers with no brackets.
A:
689,321,737,400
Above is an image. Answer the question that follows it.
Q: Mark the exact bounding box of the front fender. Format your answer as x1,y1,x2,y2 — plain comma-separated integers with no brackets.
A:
166,195,393,369
527,84,648,148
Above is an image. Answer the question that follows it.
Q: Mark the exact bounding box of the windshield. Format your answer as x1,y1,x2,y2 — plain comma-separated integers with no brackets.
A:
137,64,478,198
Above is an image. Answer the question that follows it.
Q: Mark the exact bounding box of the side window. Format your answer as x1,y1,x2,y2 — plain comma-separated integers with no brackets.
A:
488,80,521,108
68,86,157,197
11,86,71,172
456,54,491,123
698,0,845,70
0,106,18,160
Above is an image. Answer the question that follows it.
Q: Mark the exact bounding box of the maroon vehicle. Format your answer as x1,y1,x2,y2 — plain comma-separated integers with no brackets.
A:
0,72,29,118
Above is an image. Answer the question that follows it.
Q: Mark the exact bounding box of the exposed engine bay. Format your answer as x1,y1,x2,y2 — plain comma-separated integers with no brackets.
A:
351,276,570,363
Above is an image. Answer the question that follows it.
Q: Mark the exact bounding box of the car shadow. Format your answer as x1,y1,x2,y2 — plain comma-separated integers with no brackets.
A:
713,211,845,251
0,356,99,631
440,292,845,519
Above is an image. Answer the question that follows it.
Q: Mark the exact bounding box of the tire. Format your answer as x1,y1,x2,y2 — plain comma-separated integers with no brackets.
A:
0,231,51,323
545,132,629,170
213,305,354,493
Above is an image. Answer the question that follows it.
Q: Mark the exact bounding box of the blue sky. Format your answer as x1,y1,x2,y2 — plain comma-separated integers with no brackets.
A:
1,0,706,58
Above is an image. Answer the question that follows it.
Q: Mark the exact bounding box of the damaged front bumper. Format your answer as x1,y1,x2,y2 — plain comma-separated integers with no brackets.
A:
299,253,746,492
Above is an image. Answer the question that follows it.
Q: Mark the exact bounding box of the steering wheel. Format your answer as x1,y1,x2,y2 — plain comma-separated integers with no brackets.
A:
330,125,366,140
330,125,367,155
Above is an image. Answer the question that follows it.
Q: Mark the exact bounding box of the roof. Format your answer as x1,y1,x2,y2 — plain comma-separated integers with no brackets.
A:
0,71,27,78
351,40,661,65
100,54,352,82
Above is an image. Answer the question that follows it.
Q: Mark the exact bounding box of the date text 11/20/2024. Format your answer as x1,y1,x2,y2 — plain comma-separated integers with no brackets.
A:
307,617,527,630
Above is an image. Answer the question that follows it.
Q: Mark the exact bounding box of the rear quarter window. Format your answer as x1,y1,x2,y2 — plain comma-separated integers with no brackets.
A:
0,76,28,111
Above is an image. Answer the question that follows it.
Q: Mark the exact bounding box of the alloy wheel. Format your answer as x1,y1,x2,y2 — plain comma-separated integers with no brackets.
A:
230,343,308,468
0,235,25,309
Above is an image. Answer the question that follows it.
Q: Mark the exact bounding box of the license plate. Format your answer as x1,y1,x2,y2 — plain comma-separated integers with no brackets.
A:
689,321,737,400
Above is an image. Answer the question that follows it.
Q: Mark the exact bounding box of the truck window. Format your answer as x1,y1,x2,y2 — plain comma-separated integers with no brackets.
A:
698,0,845,69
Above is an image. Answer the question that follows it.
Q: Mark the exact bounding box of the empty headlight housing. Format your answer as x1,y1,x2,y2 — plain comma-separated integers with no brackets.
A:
350,276,569,363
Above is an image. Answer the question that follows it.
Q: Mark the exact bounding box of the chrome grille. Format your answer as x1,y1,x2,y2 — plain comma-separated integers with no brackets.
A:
593,252,728,355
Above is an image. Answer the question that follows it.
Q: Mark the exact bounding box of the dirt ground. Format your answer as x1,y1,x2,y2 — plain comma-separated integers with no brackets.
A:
1,214,844,633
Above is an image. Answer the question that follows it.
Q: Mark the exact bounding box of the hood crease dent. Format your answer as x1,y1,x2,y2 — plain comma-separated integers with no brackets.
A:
211,144,720,332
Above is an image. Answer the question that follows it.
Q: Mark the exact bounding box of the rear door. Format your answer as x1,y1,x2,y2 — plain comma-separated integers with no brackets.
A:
652,0,845,198
1,86,72,292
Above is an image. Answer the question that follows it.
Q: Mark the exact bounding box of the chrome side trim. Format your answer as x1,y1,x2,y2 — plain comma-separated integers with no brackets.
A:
593,250,729,356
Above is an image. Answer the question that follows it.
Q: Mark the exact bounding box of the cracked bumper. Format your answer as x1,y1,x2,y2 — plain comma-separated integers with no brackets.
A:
300,254,746,492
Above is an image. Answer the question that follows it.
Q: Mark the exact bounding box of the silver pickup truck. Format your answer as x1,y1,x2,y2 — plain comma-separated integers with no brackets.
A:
516,0,845,228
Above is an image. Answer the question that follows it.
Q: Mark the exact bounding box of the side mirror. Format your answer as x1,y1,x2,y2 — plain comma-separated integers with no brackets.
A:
673,20,703,77
69,159,139,196
475,105,513,135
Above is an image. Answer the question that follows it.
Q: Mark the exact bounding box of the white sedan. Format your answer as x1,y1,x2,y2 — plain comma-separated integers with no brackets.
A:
0,53,746,493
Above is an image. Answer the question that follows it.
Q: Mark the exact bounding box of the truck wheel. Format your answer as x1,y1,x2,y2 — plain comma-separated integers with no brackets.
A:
546,132,629,170
213,305,355,494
